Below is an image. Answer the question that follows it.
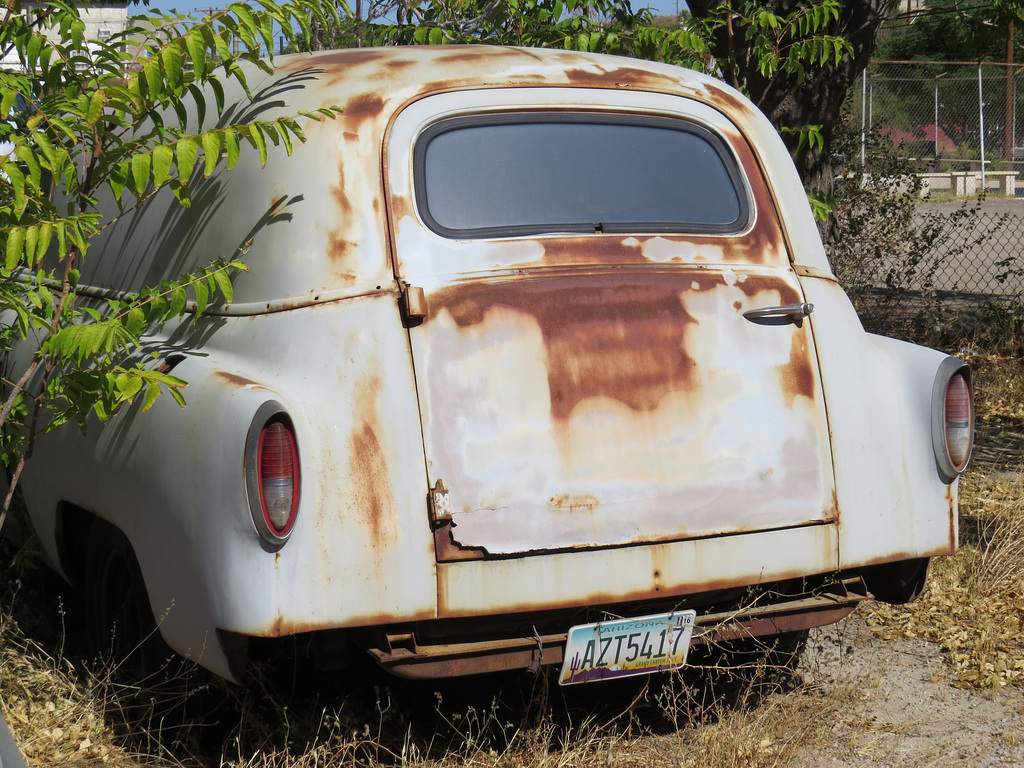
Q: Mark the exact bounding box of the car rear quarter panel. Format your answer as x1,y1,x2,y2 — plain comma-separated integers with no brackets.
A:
800,277,958,567
23,297,437,679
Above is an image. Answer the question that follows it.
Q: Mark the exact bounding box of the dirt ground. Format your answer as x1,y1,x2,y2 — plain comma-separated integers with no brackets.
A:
793,609,1024,766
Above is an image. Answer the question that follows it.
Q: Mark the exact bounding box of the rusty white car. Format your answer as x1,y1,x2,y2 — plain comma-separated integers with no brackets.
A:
9,46,973,686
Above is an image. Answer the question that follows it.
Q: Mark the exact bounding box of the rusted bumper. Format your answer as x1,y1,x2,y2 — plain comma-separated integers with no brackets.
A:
363,576,870,679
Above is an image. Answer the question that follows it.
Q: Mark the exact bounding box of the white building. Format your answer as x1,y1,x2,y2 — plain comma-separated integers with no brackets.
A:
22,2,131,44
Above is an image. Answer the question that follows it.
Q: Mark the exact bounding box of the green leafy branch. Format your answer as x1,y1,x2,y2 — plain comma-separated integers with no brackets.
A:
696,0,852,104
0,1,342,524
45,259,247,370
38,259,247,428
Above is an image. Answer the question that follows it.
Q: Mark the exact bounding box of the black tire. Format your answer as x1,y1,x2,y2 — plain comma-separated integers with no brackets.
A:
85,519,166,680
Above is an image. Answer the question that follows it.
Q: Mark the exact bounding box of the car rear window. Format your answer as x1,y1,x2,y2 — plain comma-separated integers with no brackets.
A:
414,113,750,239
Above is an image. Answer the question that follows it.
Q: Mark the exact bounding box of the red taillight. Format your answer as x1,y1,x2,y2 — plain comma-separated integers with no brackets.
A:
943,372,973,473
932,359,974,482
257,419,299,537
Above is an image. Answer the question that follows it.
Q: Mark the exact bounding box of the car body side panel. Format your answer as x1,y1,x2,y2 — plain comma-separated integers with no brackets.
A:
800,277,958,567
21,297,438,679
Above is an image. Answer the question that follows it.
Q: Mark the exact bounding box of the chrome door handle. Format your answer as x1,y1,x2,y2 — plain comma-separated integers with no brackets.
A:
742,302,815,328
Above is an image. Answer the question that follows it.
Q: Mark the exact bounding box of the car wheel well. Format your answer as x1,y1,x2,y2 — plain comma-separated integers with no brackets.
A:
55,501,95,589
861,557,931,605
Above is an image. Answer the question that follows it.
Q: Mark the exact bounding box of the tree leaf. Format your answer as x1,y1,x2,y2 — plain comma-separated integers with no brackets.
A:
1,90,17,119
126,306,146,335
169,180,192,207
131,152,152,197
85,90,106,125
5,228,24,270
144,59,163,100
151,143,174,187
211,266,233,303
193,278,209,316
184,29,207,80
141,381,161,411
201,131,222,177
176,137,198,182
117,371,144,402
23,227,38,267
161,43,183,90
223,126,240,171
169,286,187,317
249,124,268,167
35,222,53,262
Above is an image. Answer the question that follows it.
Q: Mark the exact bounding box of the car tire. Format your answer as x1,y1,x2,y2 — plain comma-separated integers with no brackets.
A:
85,520,165,677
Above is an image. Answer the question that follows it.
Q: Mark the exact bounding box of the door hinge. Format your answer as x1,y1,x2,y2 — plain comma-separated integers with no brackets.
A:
400,284,427,328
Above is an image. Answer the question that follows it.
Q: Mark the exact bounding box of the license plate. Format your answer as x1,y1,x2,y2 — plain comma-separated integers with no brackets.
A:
558,610,696,685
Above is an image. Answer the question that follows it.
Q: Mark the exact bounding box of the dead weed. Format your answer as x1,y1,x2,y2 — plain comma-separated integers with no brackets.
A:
0,589,170,767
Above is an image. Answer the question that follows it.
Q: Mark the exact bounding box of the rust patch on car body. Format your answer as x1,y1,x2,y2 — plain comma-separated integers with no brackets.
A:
518,564,823,615
433,523,488,562
426,269,807,423
349,373,397,551
947,483,959,553
433,47,550,67
349,422,394,548
703,84,762,126
430,273,701,422
215,371,261,388
538,237,646,265
561,65,686,93
342,93,386,122
326,232,358,267
330,162,353,225
267,607,437,639
549,494,599,512
777,330,816,405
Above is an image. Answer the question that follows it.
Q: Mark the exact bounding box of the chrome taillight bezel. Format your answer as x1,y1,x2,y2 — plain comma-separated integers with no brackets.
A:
245,400,300,549
931,357,974,483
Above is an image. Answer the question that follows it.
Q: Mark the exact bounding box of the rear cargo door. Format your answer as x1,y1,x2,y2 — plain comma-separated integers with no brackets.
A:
386,89,837,557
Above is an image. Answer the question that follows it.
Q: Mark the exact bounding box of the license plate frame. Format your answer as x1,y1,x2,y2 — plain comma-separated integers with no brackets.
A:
558,609,697,685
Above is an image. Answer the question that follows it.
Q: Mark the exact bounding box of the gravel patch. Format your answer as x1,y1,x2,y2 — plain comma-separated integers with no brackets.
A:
795,613,1024,767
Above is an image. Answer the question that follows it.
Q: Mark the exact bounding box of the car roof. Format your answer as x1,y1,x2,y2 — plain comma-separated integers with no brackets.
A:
78,46,832,311
263,45,748,121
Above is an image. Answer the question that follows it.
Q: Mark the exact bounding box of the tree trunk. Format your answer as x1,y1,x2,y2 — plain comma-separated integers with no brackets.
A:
688,0,899,194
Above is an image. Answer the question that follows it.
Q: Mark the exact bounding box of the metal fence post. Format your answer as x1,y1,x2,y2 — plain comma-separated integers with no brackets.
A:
979,66,986,188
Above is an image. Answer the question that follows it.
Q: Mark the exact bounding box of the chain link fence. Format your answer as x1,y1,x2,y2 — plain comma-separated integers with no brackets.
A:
850,60,1023,175
835,61,1024,344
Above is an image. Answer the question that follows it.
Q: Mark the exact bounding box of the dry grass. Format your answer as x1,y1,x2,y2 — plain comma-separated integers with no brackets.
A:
2,350,1022,766
0,582,849,768
0,587,171,767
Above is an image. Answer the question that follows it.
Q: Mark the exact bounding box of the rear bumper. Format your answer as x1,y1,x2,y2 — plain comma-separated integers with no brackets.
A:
362,575,870,679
